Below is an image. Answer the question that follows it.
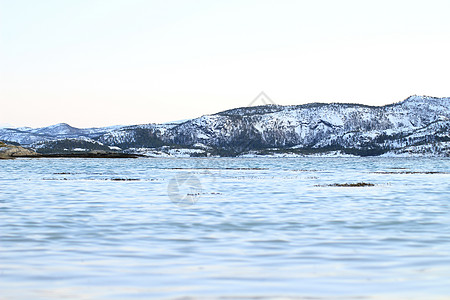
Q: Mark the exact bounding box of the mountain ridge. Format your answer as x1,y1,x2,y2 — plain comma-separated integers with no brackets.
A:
1,95,449,157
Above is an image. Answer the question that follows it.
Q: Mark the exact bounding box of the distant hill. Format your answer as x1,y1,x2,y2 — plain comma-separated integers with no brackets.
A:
1,95,449,157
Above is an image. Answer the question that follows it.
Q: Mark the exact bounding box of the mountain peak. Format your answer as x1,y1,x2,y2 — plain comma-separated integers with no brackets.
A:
33,123,82,136
50,123,73,128
404,95,442,102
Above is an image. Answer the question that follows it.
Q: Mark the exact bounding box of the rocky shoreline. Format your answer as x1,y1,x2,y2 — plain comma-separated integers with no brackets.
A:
0,142,141,159
38,152,142,158
0,142,39,159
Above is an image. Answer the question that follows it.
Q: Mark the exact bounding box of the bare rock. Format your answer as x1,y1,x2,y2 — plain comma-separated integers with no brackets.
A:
0,142,39,159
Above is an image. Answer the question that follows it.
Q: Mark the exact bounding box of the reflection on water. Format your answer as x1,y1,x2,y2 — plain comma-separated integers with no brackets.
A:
1,157,450,299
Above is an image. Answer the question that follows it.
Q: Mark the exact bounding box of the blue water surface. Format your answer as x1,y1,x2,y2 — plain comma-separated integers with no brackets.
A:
1,157,450,299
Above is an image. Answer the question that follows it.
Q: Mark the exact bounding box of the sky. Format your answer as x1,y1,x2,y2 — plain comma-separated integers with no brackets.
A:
1,0,450,128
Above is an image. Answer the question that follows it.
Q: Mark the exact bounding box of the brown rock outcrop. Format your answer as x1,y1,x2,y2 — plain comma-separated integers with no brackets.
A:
0,142,39,159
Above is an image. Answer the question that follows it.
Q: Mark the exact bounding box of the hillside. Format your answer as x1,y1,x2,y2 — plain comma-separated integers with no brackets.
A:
1,95,449,157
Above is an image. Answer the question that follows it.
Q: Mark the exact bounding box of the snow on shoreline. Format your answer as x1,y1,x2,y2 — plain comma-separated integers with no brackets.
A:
239,150,358,158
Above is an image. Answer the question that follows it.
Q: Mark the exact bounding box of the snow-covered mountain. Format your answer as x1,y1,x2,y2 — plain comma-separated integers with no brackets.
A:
0,123,126,146
1,95,449,157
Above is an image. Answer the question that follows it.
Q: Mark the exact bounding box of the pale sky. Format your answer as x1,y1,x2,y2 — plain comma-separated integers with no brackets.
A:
1,0,450,128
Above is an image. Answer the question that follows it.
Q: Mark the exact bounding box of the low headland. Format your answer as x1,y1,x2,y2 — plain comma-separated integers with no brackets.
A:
0,142,141,159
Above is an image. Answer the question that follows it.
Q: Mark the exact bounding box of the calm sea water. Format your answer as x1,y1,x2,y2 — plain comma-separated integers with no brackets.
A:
1,157,450,300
